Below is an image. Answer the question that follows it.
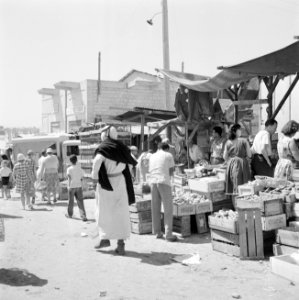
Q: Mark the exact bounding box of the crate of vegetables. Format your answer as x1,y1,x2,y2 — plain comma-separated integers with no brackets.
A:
236,194,283,216
208,210,239,234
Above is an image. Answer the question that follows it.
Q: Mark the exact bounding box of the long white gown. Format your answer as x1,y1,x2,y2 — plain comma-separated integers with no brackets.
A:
91,153,130,240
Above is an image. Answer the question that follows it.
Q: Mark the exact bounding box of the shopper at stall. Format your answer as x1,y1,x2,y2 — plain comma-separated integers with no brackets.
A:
188,139,202,166
91,126,137,255
26,150,36,204
37,148,59,204
13,153,34,210
129,145,138,180
251,119,278,177
210,126,226,165
148,142,177,242
274,120,299,180
223,124,251,200
136,148,153,183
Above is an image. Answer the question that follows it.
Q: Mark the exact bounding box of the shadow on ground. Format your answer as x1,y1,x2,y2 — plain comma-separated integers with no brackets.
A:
0,268,48,286
177,233,211,244
97,250,181,266
0,214,23,219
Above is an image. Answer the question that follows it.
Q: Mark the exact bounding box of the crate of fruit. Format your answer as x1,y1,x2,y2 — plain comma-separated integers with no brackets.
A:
191,190,226,202
188,177,225,193
236,194,283,216
208,210,238,234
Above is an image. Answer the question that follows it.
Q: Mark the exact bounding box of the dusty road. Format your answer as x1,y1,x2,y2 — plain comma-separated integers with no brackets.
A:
0,194,298,300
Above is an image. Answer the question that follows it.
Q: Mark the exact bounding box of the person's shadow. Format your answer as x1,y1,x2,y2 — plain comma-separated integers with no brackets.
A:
97,250,178,266
0,268,48,286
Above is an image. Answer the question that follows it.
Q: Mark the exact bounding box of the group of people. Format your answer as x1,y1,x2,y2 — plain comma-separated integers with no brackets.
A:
223,119,299,201
0,148,60,210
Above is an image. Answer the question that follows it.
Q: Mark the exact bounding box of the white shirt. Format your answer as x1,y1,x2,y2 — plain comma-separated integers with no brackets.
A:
148,150,175,186
67,165,84,188
189,144,202,162
251,130,272,155
0,167,12,177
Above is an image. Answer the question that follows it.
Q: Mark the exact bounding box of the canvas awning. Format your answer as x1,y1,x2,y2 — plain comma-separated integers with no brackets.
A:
158,41,299,92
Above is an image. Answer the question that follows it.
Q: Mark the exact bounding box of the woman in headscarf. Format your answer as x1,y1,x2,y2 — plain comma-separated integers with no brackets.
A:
274,120,299,180
13,153,34,210
91,126,137,255
223,124,251,203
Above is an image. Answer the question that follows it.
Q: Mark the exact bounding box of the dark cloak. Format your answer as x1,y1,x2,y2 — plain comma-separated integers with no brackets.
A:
95,138,137,205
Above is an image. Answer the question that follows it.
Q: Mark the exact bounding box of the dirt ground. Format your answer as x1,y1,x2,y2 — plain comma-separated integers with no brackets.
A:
0,193,298,300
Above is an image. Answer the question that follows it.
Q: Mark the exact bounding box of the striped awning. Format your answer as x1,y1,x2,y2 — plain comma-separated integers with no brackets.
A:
158,41,299,92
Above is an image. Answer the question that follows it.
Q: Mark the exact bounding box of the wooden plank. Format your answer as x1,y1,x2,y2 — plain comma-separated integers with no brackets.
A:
211,229,239,245
230,99,268,106
273,243,299,256
247,210,256,257
238,209,248,258
254,210,264,259
276,228,299,248
212,240,240,257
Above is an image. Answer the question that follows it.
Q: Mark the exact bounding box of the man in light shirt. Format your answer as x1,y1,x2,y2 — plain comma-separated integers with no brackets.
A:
251,118,278,177
149,142,177,242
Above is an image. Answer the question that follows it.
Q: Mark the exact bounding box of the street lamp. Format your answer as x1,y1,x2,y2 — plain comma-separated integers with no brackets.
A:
147,0,171,110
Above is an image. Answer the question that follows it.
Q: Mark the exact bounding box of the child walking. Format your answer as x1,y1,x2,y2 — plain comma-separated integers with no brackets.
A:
0,160,12,199
65,155,87,221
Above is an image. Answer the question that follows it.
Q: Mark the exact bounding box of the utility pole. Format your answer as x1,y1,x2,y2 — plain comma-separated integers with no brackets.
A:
162,0,171,110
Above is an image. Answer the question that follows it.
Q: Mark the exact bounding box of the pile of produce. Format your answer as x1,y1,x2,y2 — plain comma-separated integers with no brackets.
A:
173,190,209,205
213,209,238,220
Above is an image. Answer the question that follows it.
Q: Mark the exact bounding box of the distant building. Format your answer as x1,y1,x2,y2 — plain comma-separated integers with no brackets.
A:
38,70,179,133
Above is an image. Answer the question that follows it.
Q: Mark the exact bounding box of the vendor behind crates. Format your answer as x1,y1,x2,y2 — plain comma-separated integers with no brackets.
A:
251,119,278,178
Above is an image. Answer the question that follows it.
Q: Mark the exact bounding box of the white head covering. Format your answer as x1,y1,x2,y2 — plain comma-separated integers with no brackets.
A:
46,148,53,154
17,153,26,161
101,126,118,141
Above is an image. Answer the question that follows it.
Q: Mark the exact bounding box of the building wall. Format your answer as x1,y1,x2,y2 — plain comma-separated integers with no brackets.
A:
40,71,179,133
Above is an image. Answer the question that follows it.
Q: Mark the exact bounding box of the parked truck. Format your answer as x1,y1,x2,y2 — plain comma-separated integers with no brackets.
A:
11,134,80,180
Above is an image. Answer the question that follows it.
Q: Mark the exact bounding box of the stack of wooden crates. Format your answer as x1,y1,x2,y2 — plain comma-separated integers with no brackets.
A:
129,198,152,234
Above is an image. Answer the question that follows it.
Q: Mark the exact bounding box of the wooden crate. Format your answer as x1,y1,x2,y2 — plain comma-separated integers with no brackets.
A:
270,255,299,284
194,201,212,214
211,229,239,245
191,190,226,202
292,202,299,217
238,184,264,196
130,210,152,223
238,208,264,260
195,214,209,233
188,177,225,193
236,196,283,216
211,238,240,257
173,203,195,216
261,214,286,231
276,227,299,248
130,221,152,234
273,243,299,256
284,203,294,220
208,215,238,234
172,215,191,237
173,175,187,186
211,199,234,212
129,200,151,213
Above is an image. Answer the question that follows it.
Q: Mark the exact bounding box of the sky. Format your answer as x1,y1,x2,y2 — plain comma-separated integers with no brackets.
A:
0,0,298,128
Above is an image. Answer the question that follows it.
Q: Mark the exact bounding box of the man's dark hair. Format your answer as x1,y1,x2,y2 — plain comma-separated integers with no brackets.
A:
213,126,223,137
69,154,77,164
161,142,170,151
265,118,277,127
